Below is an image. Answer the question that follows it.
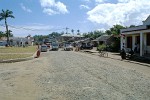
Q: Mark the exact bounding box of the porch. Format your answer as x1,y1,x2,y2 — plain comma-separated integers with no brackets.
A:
121,31,150,57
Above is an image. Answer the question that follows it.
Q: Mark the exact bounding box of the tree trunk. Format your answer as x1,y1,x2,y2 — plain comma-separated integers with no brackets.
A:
5,18,9,45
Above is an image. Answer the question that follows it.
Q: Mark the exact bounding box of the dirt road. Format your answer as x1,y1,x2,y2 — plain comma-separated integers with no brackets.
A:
0,50,150,100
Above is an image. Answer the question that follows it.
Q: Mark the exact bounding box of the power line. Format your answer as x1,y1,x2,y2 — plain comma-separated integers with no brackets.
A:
0,24,66,32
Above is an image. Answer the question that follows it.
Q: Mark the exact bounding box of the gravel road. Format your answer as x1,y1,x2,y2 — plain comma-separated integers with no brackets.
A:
0,50,150,100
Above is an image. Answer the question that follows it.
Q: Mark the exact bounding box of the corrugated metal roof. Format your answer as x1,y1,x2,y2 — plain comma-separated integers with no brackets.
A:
93,35,111,41
61,34,84,37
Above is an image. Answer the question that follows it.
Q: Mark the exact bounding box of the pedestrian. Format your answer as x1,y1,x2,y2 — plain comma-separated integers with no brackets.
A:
75,44,78,51
121,48,126,60
134,43,137,53
78,43,81,51
137,43,140,53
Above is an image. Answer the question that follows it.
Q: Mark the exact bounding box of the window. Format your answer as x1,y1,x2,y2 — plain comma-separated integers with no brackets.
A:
147,33,150,46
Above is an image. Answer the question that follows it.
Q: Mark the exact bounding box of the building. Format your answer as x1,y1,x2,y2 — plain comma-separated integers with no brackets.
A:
120,15,150,56
9,37,34,46
0,35,34,46
92,35,112,47
60,34,84,42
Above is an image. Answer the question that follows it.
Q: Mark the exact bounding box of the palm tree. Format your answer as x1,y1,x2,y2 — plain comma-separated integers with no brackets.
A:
71,29,74,35
8,30,13,37
77,29,80,35
66,27,69,34
0,9,15,45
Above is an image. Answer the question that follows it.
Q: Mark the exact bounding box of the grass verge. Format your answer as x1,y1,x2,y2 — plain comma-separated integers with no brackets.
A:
0,54,33,60
0,46,37,53
0,46,37,60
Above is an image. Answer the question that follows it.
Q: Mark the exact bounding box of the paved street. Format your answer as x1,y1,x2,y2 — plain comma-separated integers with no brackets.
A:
0,50,150,100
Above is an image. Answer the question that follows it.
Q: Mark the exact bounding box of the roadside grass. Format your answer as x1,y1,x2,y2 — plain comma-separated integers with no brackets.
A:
0,46,37,60
0,46,37,53
0,54,33,60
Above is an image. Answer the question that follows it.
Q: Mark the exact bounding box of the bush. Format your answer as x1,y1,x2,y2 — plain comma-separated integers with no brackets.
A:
108,41,120,52
97,44,106,51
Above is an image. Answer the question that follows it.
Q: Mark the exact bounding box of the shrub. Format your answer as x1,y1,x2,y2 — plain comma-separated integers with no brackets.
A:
97,44,106,51
109,41,120,52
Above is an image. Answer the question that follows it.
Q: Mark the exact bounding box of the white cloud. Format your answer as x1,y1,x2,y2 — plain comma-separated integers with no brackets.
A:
43,8,58,15
95,0,105,3
82,0,105,3
87,0,150,27
118,0,130,3
40,0,69,15
55,1,69,14
96,28,106,32
83,0,91,3
20,3,32,13
80,5,90,10
40,0,55,7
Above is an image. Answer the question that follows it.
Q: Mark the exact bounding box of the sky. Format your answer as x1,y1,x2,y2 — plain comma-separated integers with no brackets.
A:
0,0,150,37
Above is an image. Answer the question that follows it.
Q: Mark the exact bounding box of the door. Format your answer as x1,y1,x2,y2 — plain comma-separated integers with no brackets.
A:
127,36,132,49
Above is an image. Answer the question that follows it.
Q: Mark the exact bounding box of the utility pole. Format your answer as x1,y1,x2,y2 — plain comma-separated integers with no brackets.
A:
66,27,69,34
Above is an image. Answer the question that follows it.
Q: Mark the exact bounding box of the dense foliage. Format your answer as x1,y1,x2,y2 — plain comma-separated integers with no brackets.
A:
83,31,105,39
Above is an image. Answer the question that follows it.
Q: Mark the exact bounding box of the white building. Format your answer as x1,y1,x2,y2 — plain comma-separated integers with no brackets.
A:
120,15,150,56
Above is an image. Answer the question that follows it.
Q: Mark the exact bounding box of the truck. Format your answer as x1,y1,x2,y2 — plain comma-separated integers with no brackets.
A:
51,42,59,51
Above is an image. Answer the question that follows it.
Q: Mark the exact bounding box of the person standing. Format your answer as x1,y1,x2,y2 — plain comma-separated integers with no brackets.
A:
134,43,137,53
137,43,140,53
121,48,126,60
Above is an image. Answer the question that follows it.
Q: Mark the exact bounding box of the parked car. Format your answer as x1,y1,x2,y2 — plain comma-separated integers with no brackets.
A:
80,43,93,50
41,45,47,52
51,43,59,51
64,43,73,51
45,43,50,48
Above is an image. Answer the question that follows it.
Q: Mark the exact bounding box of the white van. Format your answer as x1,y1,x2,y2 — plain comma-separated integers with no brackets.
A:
0,41,7,46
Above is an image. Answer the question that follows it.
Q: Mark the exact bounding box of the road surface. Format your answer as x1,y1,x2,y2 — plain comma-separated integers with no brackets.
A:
0,50,150,100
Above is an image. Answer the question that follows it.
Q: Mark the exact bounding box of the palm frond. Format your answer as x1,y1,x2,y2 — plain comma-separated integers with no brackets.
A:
0,17,4,21
0,9,15,19
2,9,5,13
8,15,15,18
7,10,13,15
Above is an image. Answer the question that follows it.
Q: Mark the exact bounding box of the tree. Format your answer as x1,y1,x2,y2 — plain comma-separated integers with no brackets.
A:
110,24,125,35
49,32,61,38
93,30,105,39
82,31,104,39
110,25,125,37
105,24,125,51
60,31,64,35
105,30,112,35
129,25,136,28
8,30,13,37
65,27,69,34
0,31,5,38
0,9,15,45
71,29,74,35
77,29,80,35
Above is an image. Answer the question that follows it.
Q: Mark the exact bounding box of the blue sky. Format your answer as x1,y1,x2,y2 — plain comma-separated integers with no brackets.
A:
0,0,150,37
